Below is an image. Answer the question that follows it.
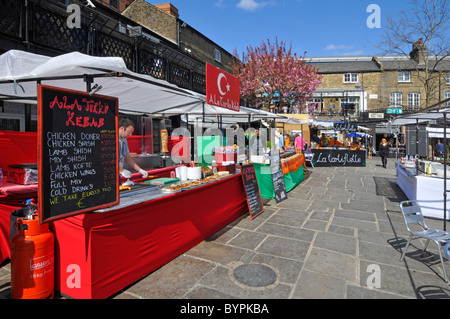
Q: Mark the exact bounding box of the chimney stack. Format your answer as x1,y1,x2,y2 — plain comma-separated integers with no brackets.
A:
154,3,179,18
410,38,426,64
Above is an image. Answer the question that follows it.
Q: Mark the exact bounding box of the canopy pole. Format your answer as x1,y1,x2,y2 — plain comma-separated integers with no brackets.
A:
416,119,419,176
444,112,448,230
248,115,251,162
202,101,205,122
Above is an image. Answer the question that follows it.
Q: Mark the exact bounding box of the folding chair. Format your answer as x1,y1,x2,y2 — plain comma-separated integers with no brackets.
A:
400,201,450,282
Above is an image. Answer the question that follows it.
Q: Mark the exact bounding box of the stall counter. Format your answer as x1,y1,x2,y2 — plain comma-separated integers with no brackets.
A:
51,172,247,299
252,153,305,199
396,161,450,220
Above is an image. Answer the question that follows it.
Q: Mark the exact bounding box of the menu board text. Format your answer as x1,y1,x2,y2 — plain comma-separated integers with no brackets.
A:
38,85,119,223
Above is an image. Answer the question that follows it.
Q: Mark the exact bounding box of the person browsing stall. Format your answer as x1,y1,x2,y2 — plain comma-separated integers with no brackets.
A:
118,118,148,179
436,140,444,158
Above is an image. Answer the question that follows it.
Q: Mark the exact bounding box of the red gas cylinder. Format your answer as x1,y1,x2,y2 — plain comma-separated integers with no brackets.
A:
11,214,54,299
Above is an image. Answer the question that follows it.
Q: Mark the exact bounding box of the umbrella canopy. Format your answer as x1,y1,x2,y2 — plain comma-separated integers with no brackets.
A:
346,132,372,138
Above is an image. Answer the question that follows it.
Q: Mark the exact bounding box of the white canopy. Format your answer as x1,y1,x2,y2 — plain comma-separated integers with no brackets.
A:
392,109,450,126
0,50,307,125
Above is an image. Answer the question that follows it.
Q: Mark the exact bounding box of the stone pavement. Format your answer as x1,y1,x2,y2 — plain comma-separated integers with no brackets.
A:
2,157,450,299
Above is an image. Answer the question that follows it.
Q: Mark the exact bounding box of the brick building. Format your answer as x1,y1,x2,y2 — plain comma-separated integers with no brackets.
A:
122,1,234,74
307,41,450,123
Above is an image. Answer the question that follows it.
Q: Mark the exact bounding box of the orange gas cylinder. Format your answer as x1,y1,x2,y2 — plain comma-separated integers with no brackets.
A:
11,214,54,299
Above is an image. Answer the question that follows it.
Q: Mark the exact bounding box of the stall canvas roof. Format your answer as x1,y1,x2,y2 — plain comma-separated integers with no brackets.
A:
0,50,305,125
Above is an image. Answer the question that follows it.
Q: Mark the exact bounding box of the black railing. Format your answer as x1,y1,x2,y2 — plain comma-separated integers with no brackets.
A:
0,0,206,94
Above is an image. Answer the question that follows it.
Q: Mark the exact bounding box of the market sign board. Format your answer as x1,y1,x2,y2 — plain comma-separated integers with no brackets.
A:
270,151,287,204
311,149,366,167
38,85,119,223
240,164,264,219
206,63,240,112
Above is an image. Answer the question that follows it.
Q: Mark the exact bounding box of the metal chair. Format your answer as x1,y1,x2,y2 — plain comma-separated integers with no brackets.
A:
400,201,450,282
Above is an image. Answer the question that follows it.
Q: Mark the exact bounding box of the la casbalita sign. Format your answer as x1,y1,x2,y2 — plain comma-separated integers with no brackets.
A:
206,63,240,112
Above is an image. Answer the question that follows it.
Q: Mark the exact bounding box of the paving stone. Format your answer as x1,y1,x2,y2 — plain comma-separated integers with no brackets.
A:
304,247,358,283
186,241,247,265
227,230,267,250
256,222,315,242
125,255,215,299
331,216,379,232
256,236,310,261
313,232,357,255
292,270,346,299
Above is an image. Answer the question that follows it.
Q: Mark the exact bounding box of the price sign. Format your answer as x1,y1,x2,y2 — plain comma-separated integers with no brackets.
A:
240,164,264,220
270,151,287,204
38,85,119,223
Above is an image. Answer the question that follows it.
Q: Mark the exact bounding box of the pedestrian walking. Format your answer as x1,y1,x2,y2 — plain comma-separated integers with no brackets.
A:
436,140,444,158
379,138,390,168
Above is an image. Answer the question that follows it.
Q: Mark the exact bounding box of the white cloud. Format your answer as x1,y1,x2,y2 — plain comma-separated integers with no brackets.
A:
215,0,226,8
236,0,269,11
325,44,366,56
326,44,354,51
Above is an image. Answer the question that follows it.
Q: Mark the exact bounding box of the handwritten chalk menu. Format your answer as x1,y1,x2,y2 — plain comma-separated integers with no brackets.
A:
240,164,264,219
38,85,119,223
270,151,287,204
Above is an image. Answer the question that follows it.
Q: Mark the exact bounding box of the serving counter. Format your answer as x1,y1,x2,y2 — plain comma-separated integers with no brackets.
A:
0,166,249,299
252,153,305,199
396,161,450,220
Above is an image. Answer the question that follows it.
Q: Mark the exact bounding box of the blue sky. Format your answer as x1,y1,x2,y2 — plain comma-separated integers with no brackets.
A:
151,0,413,58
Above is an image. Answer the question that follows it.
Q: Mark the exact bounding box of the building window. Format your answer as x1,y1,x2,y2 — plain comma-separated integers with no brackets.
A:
390,93,402,107
398,71,411,83
447,75,450,85
214,49,221,63
407,92,420,110
446,92,450,106
344,73,358,83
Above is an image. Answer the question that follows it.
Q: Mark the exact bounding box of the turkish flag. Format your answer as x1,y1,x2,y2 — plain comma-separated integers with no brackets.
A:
206,63,240,112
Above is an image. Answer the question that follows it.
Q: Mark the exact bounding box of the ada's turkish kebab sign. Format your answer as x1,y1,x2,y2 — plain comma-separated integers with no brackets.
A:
206,63,240,112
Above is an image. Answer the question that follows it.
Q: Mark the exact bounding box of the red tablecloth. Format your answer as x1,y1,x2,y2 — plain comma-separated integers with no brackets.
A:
51,173,247,299
0,166,178,264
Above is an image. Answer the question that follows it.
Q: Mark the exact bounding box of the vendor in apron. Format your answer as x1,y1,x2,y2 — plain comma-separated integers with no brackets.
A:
119,118,148,180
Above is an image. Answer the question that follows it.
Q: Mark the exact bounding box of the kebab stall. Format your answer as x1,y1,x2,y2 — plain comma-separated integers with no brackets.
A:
0,50,263,298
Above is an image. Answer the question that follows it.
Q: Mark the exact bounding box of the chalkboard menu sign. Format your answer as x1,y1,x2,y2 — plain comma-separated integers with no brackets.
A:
240,164,264,219
270,151,287,204
38,85,119,223
311,149,366,167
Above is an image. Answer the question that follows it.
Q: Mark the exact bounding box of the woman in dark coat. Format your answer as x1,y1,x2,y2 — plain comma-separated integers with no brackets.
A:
379,138,390,168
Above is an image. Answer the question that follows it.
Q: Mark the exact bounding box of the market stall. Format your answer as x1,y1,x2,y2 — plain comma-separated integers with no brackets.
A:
396,159,450,220
51,171,247,299
309,121,368,167
392,107,450,227
0,50,303,298
252,153,305,199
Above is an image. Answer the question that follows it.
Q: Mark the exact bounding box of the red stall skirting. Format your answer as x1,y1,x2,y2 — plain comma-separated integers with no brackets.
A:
0,131,37,172
51,174,248,299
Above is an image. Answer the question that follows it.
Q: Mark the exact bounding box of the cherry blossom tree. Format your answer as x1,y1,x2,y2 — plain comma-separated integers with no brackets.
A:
231,38,322,113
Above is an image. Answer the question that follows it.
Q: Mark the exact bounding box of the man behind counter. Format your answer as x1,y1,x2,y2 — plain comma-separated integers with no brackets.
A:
118,118,148,180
